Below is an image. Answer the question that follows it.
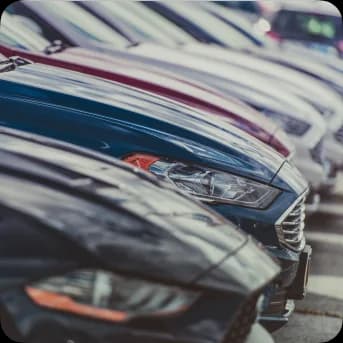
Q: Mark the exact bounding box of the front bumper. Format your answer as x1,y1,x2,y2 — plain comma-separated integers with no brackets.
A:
287,245,312,300
260,245,312,331
210,188,309,332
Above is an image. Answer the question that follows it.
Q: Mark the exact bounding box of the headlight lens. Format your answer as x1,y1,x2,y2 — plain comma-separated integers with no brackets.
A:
263,111,311,136
124,155,280,209
26,270,199,323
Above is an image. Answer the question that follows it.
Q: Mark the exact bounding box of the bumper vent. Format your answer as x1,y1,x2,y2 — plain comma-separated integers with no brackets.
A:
276,195,307,252
223,295,258,343
335,125,343,144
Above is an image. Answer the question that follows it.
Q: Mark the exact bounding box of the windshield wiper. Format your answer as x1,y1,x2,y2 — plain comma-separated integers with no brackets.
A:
44,40,68,55
0,56,32,73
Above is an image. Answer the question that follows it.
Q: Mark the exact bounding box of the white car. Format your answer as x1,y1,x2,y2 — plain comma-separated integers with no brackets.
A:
128,43,332,202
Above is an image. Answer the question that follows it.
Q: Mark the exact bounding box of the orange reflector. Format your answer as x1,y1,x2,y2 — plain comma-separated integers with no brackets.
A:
26,287,128,323
123,154,160,170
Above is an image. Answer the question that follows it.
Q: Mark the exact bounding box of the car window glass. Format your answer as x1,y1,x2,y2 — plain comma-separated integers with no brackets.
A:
215,1,260,14
0,29,27,49
164,2,256,48
115,1,196,44
38,1,129,46
203,3,266,46
98,2,173,45
0,13,49,51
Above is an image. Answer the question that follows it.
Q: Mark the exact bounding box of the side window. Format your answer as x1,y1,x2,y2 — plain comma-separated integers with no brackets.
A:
6,2,67,44
0,31,26,50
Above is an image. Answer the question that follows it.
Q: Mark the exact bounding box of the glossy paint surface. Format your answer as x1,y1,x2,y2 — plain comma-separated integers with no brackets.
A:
0,41,292,157
0,129,279,343
0,63,308,244
0,63,286,183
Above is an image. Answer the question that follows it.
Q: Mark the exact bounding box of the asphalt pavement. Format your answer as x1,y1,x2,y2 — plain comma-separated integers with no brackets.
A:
273,174,343,343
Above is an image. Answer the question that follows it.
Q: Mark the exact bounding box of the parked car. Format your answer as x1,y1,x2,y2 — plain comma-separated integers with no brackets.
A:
199,1,343,73
0,4,333,201
176,43,343,174
4,0,134,51
267,1,343,57
35,0,338,195
144,0,260,49
0,13,293,159
79,0,343,104
129,1,343,177
0,127,279,343
122,43,334,198
0,58,311,330
80,0,262,50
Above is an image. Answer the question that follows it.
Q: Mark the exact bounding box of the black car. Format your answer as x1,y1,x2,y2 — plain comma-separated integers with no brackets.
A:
0,127,279,343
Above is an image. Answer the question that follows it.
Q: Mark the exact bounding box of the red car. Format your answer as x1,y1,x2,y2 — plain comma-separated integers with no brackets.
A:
0,21,292,157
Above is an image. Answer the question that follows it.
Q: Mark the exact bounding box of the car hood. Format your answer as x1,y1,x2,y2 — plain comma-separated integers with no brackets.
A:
0,148,254,289
127,43,329,121
0,63,286,184
252,45,343,90
197,237,280,294
0,128,226,220
58,47,279,143
182,43,343,116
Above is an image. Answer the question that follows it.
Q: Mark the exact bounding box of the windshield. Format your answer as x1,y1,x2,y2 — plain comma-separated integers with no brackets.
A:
163,2,257,48
0,12,49,51
201,2,266,46
38,1,129,46
99,1,195,45
274,10,342,43
214,1,261,15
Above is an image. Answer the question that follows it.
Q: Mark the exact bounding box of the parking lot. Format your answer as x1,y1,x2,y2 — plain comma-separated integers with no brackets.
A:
274,173,343,343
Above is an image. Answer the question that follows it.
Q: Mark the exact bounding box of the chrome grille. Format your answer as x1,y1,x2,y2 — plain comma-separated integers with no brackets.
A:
335,125,343,144
276,195,307,251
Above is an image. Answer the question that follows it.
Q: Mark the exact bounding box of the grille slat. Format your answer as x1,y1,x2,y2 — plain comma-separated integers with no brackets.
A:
276,195,307,251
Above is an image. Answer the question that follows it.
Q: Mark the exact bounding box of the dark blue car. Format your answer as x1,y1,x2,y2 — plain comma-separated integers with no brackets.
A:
0,57,311,330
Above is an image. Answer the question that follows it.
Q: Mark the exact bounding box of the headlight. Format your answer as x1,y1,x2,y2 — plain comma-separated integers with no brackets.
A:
26,270,199,323
124,154,281,209
263,111,311,136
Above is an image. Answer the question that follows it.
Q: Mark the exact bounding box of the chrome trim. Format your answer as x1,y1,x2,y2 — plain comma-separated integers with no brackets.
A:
275,192,308,252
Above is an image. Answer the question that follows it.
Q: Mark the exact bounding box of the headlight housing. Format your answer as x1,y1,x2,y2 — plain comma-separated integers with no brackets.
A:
124,154,280,209
26,270,199,323
263,111,311,136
